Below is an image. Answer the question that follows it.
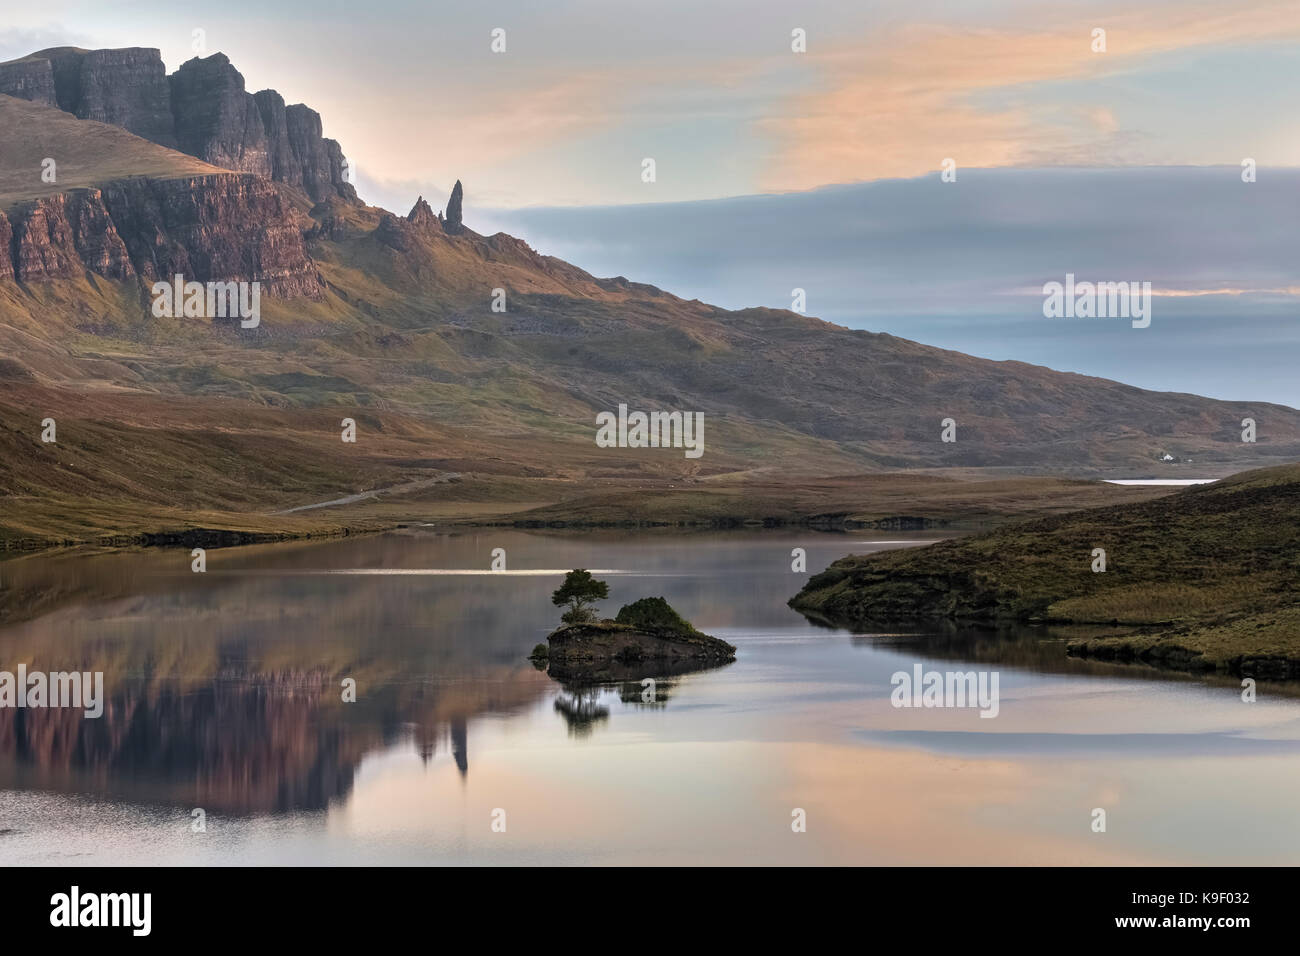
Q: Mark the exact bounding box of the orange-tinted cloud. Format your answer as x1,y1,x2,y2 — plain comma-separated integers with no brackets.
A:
761,0,1300,191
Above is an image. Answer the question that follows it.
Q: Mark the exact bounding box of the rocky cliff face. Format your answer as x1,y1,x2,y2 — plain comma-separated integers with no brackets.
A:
0,47,357,203
254,90,354,202
0,213,13,280
169,53,273,178
41,46,177,147
6,189,135,281
7,195,88,280
374,195,449,252
104,174,323,297
0,56,57,105
167,53,356,203
405,195,443,231
1,175,322,297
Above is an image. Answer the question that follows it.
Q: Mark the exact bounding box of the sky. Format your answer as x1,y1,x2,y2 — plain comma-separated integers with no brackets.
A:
2,0,1298,404
4,0,1300,207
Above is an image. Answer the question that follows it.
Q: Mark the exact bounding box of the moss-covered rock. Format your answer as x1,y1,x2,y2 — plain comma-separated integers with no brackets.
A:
614,596,700,635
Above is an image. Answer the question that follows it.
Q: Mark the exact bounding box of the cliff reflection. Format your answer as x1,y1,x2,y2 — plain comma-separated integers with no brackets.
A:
0,533,572,813
0,661,550,813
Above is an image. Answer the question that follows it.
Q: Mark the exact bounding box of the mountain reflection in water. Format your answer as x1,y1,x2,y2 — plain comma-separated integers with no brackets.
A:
0,531,768,814
3,529,1299,866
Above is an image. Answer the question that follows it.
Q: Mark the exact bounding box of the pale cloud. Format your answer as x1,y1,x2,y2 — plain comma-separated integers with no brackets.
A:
338,56,776,207
0,26,95,61
336,70,620,207
1088,107,1119,135
760,0,1300,191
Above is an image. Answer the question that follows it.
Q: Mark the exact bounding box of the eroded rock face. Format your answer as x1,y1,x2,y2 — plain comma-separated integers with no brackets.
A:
405,196,443,232
9,194,85,280
254,92,356,203
253,89,293,184
169,53,272,178
445,180,464,232
64,189,136,280
101,175,323,297
167,54,356,202
0,213,13,280
4,176,322,297
285,103,354,203
42,46,178,147
0,56,57,105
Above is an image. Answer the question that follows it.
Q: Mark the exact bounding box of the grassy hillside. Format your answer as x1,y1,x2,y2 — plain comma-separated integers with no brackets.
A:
0,95,221,208
790,463,1300,676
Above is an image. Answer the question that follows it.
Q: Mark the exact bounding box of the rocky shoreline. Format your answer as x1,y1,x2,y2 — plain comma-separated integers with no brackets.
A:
542,620,736,667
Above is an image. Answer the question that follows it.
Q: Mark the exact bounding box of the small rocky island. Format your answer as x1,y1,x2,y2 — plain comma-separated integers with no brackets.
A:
533,571,736,667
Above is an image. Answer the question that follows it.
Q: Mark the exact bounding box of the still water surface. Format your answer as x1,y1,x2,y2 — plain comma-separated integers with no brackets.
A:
1,530,1298,865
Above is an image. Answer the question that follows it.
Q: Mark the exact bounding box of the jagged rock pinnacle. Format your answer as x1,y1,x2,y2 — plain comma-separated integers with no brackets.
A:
446,179,463,232
406,195,438,229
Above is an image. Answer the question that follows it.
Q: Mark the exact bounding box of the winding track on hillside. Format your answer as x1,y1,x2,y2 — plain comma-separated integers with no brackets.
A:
270,473,461,515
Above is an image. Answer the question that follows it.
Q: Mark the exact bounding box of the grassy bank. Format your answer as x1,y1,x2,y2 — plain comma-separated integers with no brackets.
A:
1,461,1174,553
789,463,1300,677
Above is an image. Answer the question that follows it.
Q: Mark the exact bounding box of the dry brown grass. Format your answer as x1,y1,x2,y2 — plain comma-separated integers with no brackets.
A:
0,95,222,209
793,465,1300,671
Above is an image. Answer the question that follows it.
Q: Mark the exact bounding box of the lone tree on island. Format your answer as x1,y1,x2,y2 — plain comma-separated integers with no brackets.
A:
552,569,609,625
